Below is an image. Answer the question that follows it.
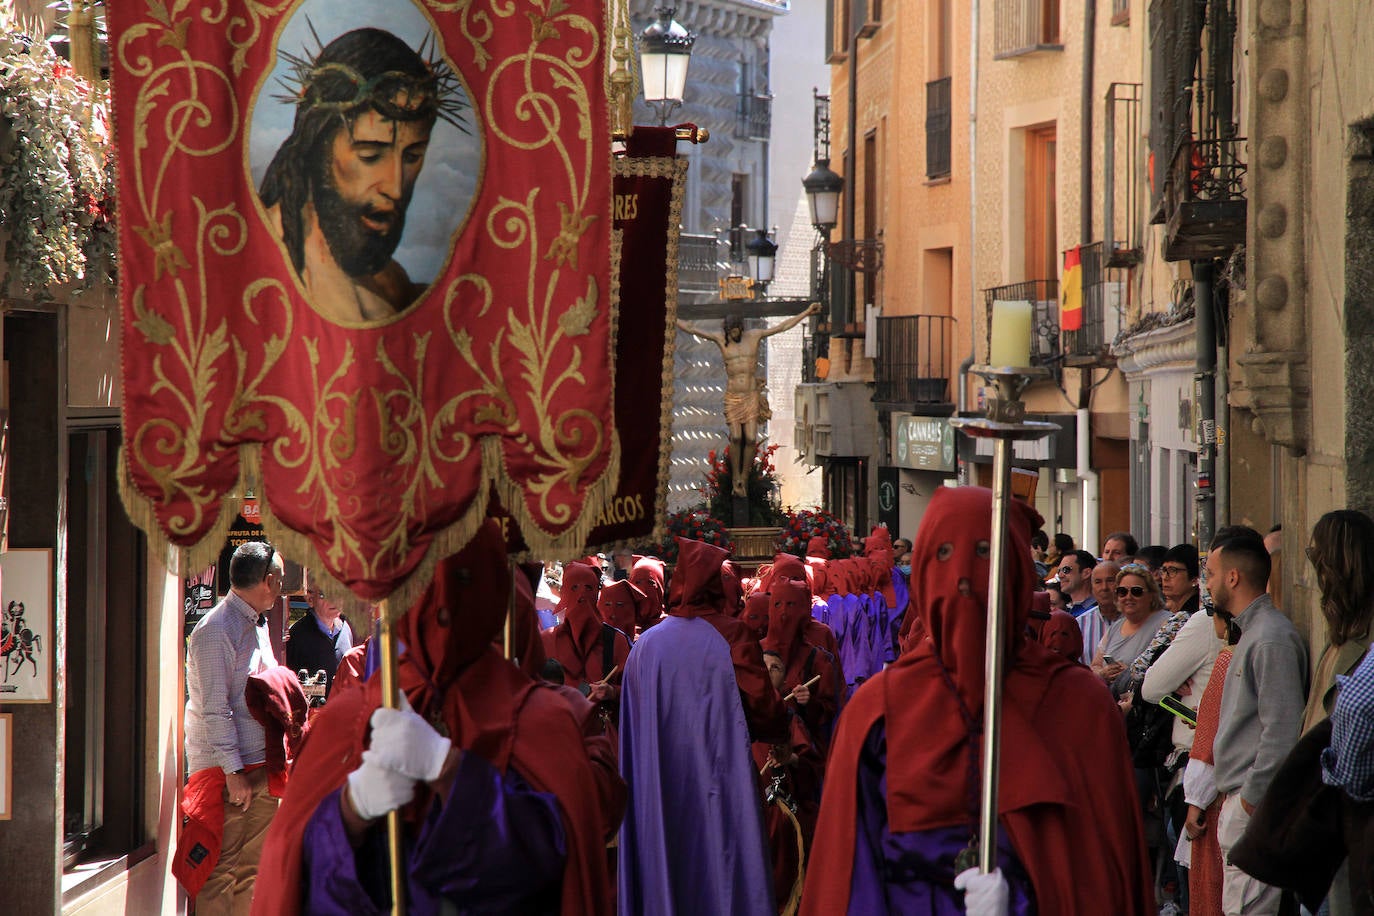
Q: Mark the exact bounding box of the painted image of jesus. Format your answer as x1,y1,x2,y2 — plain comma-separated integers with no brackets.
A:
254,20,473,324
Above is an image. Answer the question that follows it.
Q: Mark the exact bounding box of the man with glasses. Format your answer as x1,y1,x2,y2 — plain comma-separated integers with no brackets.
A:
286,570,357,700
182,541,285,914
1057,549,1100,618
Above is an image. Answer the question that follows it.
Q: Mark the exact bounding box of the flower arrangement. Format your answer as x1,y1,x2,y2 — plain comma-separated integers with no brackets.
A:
700,443,784,528
0,25,117,297
653,508,734,565
775,507,856,559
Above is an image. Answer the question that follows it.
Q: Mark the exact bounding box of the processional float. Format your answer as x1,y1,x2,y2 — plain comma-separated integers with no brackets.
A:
108,0,686,909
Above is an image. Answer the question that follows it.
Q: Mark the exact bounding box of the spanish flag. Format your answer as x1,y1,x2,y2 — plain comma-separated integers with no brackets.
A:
1061,245,1083,332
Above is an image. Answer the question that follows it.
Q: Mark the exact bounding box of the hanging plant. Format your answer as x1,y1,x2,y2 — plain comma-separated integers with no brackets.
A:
0,27,116,297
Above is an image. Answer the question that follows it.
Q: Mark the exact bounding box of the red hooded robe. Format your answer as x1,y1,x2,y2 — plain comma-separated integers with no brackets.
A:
251,522,617,916
801,487,1152,915
762,579,843,754
542,562,631,693
628,556,666,631
595,579,647,644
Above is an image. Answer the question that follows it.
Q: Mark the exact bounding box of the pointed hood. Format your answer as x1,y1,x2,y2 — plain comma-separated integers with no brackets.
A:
762,579,812,667
628,556,666,626
555,561,603,658
666,538,730,618
742,590,771,641
596,579,646,641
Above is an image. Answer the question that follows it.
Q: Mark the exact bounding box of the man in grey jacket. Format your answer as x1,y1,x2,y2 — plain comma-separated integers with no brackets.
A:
1206,534,1308,915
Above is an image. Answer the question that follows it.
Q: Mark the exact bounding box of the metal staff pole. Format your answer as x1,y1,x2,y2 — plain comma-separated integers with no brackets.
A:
950,365,1057,873
376,602,407,915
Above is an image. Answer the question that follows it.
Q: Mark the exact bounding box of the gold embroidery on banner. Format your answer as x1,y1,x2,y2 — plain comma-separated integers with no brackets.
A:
118,0,618,595
423,0,502,71
199,0,297,77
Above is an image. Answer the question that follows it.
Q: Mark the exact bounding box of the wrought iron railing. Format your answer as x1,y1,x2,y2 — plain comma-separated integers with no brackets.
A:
982,280,1060,367
826,238,884,274
1166,136,1247,209
925,77,952,179
1104,82,1143,266
734,93,772,141
1061,242,1123,361
994,0,1061,58
874,315,956,405
678,233,720,294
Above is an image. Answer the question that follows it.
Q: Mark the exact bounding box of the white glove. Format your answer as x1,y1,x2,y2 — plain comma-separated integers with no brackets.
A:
366,700,452,782
346,752,418,820
954,867,1009,916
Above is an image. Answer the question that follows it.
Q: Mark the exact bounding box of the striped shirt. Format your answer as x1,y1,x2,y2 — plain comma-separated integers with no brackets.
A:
1077,606,1107,666
185,591,276,774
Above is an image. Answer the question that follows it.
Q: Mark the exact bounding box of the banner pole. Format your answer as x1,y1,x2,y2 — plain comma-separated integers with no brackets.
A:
377,602,407,915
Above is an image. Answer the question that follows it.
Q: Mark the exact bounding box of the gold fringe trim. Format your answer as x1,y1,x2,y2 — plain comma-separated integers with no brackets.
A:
115,153,689,614
577,154,687,557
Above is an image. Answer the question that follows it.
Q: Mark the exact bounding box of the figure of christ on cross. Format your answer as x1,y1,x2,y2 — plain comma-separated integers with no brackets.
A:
677,301,821,498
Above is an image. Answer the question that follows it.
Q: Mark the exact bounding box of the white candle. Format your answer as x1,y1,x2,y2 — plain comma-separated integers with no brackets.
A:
989,299,1033,368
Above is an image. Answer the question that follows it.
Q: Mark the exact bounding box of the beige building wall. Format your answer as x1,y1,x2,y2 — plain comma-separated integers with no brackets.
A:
1254,0,1374,653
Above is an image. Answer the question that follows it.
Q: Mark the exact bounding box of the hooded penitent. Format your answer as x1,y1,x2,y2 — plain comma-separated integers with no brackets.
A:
628,556,666,628
763,577,843,751
252,520,615,915
597,580,647,643
1040,609,1084,662
806,535,831,560
762,579,811,670
666,538,730,618
742,591,771,641
864,526,898,608
544,561,629,691
800,487,1152,915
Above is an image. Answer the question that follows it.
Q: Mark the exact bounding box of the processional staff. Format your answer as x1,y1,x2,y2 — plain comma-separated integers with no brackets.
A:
949,343,1058,874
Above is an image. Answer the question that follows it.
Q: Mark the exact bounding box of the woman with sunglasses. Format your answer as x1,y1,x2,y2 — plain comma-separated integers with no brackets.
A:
1090,564,1170,700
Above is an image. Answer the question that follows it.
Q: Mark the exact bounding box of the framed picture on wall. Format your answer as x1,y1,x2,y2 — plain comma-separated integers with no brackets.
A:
0,548,53,703
0,712,10,819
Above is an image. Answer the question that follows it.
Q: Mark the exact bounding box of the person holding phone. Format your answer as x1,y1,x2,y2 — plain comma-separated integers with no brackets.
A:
1090,565,1169,698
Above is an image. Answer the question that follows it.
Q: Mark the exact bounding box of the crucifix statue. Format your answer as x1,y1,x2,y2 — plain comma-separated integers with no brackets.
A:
677,301,821,500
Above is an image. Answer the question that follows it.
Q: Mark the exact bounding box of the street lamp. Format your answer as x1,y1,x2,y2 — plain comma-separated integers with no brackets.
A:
745,227,778,293
802,161,844,235
639,8,695,127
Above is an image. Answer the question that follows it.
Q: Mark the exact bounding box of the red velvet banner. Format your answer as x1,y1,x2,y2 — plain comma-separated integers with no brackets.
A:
110,1,615,601
494,127,686,554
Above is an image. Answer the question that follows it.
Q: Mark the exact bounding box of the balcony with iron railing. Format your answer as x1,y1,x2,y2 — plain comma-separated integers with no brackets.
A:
994,0,1063,59
678,233,721,295
873,315,957,412
820,239,883,338
735,93,772,142
983,280,1060,367
925,77,952,179
1163,137,1247,262
1061,242,1124,366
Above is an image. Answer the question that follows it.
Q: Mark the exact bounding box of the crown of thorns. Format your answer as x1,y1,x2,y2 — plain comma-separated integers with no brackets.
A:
274,29,467,129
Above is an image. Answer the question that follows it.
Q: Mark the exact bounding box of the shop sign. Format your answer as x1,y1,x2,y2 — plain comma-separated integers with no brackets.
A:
893,416,956,472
